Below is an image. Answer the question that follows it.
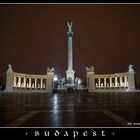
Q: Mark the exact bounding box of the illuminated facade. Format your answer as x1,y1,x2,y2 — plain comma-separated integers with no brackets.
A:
4,22,136,92
5,65,54,92
86,65,135,92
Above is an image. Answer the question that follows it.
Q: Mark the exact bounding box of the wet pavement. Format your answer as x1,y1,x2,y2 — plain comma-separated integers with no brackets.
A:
0,91,140,127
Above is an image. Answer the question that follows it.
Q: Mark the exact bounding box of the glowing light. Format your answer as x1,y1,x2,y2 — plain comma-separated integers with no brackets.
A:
78,79,81,85
54,75,58,81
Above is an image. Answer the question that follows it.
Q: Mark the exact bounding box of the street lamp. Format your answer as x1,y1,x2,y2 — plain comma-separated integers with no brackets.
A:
53,75,58,89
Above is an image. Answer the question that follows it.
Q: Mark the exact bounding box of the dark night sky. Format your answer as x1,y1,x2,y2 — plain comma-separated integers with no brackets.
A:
0,4,140,84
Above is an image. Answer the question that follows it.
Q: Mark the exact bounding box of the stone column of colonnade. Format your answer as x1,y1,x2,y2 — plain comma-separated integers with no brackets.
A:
120,76,122,87
16,77,20,87
40,78,43,88
104,78,106,87
124,76,127,87
116,76,118,87
24,77,26,87
13,76,16,87
110,77,112,87
29,78,31,88
98,78,100,88
35,78,37,88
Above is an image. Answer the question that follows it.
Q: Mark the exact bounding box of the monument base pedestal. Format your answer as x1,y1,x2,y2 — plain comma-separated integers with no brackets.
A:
66,70,75,81
57,84,84,90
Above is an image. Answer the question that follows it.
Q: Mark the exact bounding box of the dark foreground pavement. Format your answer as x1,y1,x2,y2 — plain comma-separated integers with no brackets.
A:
0,91,140,127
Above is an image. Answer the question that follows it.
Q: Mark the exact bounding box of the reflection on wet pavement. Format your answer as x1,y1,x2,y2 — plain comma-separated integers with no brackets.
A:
0,92,140,127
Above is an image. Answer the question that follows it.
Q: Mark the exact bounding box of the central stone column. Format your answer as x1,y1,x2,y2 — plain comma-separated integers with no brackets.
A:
66,21,75,81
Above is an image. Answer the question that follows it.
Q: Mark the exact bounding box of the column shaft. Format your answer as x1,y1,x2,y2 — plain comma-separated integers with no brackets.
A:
18,77,21,87
115,77,117,87
104,78,106,87
125,76,127,87
24,77,26,87
98,78,100,88
29,78,31,88
110,77,112,88
35,78,37,88
120,77,122,87
41,78,43,88
14,76,16,87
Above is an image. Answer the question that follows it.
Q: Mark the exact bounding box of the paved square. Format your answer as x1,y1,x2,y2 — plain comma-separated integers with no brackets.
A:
0,92,140,127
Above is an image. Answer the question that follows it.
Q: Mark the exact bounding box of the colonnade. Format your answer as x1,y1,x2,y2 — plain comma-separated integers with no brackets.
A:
5,65,54,92
94,73,128,88
4,64,136,93
13,73,47,89
86,65,135,92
